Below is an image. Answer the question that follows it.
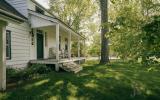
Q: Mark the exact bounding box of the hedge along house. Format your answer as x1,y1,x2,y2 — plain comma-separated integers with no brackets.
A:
0,0,85,91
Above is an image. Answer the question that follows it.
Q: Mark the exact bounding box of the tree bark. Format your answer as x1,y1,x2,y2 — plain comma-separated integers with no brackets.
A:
99,0,110,64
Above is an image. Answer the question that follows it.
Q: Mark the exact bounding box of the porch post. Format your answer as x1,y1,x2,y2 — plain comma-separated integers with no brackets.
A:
68,32,71,59
55,24,60,71
0,20,7,91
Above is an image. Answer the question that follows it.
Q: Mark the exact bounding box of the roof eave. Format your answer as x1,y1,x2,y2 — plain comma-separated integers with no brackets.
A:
0,9,27,22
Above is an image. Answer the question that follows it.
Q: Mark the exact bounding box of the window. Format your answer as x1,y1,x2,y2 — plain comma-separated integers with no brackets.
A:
37,30,43,34
36,6,44,15
45,32,48,47
59,36,61,50
6,30,11,60
65,38,68,51
30,29,35,45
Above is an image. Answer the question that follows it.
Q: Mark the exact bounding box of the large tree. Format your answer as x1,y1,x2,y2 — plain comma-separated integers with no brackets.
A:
99,0,110,64
49,0,96,33
49,0,97,57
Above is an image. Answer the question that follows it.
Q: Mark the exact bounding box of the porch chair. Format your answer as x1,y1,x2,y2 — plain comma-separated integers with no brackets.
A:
49,47,56,59
64,50,69,58
59,49,64,59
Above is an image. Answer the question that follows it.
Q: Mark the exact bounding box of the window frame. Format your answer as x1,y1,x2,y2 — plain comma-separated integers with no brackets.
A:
45,32,48,47
6,30,11,60
59,36,61,50
35,6,44,15
65,38,68,51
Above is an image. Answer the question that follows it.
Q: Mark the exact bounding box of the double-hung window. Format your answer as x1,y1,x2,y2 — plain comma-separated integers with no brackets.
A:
6,30,11,60
65,38,68,51
59,36,61,50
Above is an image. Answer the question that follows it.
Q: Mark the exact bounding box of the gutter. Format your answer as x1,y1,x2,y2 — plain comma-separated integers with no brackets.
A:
0,9,27,22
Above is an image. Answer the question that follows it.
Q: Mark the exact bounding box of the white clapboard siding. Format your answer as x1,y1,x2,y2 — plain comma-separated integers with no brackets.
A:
6,0,28,17
7,63,28,69
7,60,29,65
6,22,31,68
7,23,30,31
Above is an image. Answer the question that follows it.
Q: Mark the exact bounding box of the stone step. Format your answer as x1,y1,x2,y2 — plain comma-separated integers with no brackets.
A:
73,67,83,73
60,62,82,73
62,66,80,71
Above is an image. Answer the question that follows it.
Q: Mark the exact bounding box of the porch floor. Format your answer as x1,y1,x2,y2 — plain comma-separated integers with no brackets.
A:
30,57,86,64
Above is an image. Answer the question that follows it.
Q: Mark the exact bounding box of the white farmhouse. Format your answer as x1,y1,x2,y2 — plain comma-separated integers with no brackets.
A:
0,0,85,91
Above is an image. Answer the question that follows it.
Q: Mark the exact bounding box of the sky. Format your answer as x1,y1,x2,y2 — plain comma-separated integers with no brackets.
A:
36,0,49,9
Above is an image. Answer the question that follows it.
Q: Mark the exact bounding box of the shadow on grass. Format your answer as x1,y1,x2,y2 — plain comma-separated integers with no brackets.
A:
1,61,160,100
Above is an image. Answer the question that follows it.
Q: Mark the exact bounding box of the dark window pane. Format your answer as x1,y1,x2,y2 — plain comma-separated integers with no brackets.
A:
36,6,44,15
6,30,11,60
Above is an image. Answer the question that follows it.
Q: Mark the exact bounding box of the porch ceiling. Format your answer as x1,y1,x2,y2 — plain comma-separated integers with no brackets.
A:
38,26,80,41
59,26,79,41
29,13,56,28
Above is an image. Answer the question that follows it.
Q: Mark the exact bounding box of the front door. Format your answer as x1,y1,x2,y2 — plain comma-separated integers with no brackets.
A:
37,31,44,59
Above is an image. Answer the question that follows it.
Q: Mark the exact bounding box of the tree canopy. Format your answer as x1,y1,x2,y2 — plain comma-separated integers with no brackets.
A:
49,0,160,64
49,0,97,33
109,0,160,64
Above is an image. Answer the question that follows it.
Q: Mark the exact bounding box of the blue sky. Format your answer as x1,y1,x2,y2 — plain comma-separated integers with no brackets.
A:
36,0,49,9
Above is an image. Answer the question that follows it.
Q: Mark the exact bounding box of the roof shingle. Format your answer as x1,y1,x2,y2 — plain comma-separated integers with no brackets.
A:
0,0,27,20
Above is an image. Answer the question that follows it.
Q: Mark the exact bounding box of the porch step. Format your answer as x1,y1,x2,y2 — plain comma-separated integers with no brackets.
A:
60,62,83,73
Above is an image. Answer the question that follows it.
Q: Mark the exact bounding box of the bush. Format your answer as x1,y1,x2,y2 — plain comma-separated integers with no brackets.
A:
6,68,19,82
28,64,52,75
7,64,52,83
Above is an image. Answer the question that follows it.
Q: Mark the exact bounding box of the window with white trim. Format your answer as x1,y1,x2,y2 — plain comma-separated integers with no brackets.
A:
65,38,68,51
6,30,11,60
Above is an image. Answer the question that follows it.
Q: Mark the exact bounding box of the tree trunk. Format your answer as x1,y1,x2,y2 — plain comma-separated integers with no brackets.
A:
99,0,110,64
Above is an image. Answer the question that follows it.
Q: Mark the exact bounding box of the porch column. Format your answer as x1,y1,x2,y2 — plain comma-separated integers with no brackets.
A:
68,32,71,59
78,37,80,58
55,24,60,71
0,20,7,91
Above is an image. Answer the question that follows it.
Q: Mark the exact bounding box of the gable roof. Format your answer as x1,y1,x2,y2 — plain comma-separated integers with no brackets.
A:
0,0,27,21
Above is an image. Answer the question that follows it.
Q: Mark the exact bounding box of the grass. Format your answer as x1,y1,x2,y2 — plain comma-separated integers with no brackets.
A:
0,60,160,100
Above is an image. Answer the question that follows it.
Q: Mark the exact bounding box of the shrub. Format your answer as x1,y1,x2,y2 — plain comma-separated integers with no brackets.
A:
6,68,19,82
30,64,52,74
7,64,52,83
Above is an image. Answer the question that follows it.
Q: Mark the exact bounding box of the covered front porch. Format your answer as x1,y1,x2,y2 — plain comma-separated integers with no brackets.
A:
29,10,85,71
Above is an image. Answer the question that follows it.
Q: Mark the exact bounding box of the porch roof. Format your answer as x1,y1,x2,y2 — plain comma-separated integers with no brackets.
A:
29,10,85,39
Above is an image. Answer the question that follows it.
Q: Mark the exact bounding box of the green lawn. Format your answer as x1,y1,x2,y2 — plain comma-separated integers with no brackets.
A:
0,61,160,100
